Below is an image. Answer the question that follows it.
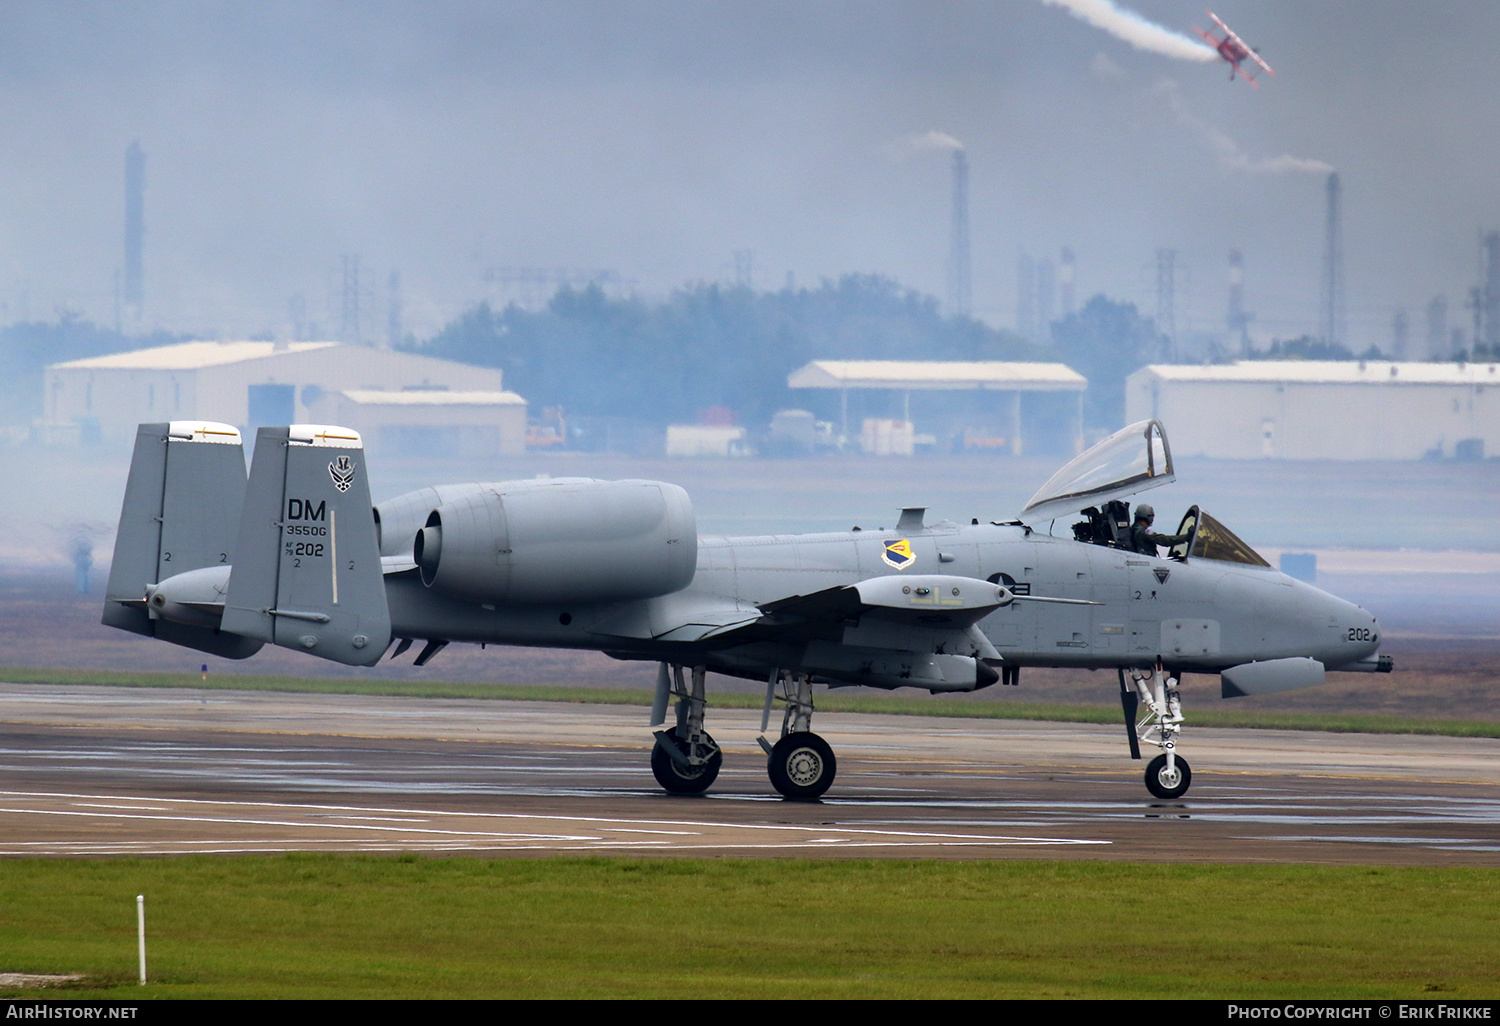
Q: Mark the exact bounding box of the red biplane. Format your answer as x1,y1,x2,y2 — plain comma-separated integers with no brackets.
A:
1195,10,1274,87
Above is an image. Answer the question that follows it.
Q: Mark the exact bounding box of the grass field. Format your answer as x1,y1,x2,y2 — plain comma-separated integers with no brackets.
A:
4,666,1498,739
0,856,1497,999
4,670,1496,1000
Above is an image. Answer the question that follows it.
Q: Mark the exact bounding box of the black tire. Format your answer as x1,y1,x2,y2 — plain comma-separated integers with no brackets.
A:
768,732,837,800
1144,753,1192,800
651,729,721,795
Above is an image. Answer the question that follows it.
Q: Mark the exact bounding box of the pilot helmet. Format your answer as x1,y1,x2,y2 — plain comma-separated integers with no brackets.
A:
1135,503,1155,523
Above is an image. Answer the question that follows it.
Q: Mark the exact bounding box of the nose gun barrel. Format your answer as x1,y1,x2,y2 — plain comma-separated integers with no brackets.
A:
1329,653,1394,673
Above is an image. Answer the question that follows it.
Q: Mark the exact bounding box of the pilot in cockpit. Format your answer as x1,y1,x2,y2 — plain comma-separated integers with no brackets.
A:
1129,503,1190,557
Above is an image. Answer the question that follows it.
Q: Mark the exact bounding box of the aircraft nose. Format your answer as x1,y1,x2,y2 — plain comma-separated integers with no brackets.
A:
1333,601,1386,668
1350,604,1380,652
1296,584,1384,668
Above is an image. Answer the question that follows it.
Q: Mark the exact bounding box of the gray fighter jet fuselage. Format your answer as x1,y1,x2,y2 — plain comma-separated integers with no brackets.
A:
378,513,1380,677
106,418,1389,802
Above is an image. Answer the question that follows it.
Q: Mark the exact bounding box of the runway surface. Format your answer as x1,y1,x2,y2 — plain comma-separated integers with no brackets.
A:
0,683,1496,864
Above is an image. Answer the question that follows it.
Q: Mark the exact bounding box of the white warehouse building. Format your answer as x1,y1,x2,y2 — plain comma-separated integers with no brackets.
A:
42,340,526,454
1126,360,1500,460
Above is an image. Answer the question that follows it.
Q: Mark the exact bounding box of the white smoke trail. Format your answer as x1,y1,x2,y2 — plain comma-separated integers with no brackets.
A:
1157,80,1333,175
890,130,965,158
1042,0,1217,63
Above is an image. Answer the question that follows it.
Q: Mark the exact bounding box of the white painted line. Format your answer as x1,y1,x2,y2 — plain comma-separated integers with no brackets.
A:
0,807,600,842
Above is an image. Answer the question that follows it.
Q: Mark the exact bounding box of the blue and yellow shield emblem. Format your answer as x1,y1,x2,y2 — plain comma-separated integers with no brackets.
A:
881,538,915,570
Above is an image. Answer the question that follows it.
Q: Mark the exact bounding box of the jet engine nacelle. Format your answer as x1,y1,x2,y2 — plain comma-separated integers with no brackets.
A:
413,479,696,605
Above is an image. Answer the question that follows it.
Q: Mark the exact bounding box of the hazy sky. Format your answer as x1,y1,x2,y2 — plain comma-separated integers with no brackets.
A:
1,0,1497,349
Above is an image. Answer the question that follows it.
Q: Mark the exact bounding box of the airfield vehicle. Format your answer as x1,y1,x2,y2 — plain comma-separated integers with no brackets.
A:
104,419,1389,801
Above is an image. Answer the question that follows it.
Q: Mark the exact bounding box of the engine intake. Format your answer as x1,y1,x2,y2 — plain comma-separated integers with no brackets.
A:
412,479,696,605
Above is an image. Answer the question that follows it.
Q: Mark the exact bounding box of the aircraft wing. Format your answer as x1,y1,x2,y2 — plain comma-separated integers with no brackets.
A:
605,574,1077,650
589,574,1018,648
624,575,1099,692
763,575,1015,630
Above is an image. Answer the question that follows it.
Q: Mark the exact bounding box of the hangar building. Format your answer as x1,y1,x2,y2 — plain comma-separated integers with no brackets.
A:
1125,360,1499,460
306,389,528,458
42,340,526,455
787,360,1087,456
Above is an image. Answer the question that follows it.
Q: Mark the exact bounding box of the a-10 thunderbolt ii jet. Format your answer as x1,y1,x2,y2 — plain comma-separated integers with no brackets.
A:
104,419,1389,801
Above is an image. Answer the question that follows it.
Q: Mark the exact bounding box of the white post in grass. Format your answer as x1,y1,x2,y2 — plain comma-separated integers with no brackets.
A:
137,894,146,985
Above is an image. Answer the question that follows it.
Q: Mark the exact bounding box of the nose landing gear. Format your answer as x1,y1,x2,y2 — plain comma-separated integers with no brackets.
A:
1123,665,1192,799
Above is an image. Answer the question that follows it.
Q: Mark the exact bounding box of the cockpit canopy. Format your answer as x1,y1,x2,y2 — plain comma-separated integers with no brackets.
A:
1020,419,1173,524
1069,501,1271,567
1022,421,1269,567
1166,506,1270,567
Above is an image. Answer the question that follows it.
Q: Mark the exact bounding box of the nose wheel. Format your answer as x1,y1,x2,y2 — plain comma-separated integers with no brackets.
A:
1144,753,1191,800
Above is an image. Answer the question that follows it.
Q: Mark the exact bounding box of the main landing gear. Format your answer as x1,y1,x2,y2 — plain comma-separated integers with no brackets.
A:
650,664,721,795
647,663,838,801
758,672,836,801
1121,665,1192,800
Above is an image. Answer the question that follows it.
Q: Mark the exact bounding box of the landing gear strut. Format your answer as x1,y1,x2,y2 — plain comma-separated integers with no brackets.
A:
1124,665,1192,800
650,664,721,795
759,672,837,800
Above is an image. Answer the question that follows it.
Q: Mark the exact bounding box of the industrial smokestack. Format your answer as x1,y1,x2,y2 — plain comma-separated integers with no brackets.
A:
1058,247,1076,318
1016,254,1035,339
341,254,361,345
1481,231,1500,352
1036,258,1055,340
947,150,971,318
1156,248,1176,361
387,269,402,349
1391,308,1409,360
123,141,145,319
1426,295,1448,359
1227,249,1249,354
1320,172,1345,349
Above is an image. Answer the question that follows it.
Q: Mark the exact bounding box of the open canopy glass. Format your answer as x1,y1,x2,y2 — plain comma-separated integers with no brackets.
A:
1020,419,1174,523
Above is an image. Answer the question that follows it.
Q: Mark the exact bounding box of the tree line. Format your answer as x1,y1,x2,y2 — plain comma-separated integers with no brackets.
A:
2,275,1445,434
407,275,1045,428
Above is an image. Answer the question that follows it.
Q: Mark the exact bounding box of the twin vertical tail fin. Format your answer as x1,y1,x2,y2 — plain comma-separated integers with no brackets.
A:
102,421,263,659
220,425,391,666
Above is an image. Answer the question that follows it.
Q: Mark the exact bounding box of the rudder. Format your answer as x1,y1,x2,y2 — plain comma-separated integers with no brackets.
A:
221,425,391,666
102,421,262,659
